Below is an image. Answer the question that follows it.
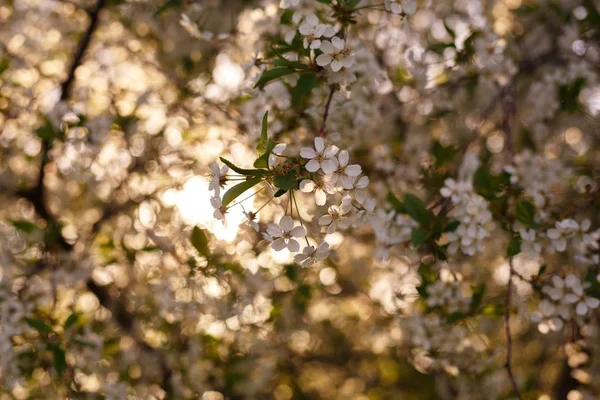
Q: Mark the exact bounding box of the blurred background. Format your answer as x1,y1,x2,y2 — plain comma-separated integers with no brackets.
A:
1,0,599,399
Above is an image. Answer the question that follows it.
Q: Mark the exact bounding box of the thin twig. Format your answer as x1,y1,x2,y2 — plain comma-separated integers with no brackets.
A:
319,86,336,137
505,258,523,400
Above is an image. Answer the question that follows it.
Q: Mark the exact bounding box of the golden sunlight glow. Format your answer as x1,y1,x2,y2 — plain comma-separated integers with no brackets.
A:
173,176,250,242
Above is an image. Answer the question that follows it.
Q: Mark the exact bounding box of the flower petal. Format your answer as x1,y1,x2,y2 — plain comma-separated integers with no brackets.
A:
300,147,317,159
306,159,321,172
314,137,325,153
337,150,349,167
330,60,342,72
272,238,287,251
290,226,306,237
287,239,300,252
321,159,337,174
315,188,327,205
279,216,294,231
300,179,316,193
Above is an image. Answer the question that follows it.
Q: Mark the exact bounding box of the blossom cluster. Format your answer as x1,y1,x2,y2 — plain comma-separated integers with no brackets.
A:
440,178,493,256
532,274,600,334
208,135,373,267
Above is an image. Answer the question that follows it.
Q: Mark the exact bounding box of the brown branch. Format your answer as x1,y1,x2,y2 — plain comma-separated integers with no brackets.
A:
319,86,336,137
505,258,523,400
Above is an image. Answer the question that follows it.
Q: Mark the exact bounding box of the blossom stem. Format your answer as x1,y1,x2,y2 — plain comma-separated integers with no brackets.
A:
319,86,336,137
291,190,311,246
505,257,523,400
255,196,274,214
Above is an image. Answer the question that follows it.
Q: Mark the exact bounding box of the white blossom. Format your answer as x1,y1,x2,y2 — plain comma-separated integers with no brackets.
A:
263,216,306,252
316,37,355,72
294,242,330,267
300,137,339,173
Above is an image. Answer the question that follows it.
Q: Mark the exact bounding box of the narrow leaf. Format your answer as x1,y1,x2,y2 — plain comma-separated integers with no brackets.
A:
222,177,262,206
254,67,295,88
253,140,277,168
219,157,266,176
25,318,54,335
257,112,269,156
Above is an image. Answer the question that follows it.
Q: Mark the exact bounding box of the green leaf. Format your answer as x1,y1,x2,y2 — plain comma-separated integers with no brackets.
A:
63,312,81,330
219,157,266,176
273,59,309,70
34,123,58,141
471,284,486,310
411,229,430,247
51,346,67,376
507,236,522,257
446,312,465,324
418,263,437,288
274,175,299,190
559,77,586,114
515,200,536,226
473,167,499,199
257,112,269,157
280,9,294,25
222,177,262,206
253,139,277,168
0,58,10,75
403,193,433,225
387,192,405,213
25,318,54,335
443,220,461,232
254,67,295,89
432,141,458,167
291,72,318,109
191,226,210,258
428,42,455,55
154,0,183,15
274,189,287,197
9,219,37,234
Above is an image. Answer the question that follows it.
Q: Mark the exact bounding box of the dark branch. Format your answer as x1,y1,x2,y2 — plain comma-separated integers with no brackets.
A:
319,86,336,137
505,258,523,400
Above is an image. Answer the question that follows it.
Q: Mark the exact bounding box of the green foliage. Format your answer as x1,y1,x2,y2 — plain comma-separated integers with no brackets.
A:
253,140,277,168
34,122,58,141
50,345,67,377
432,141,458,167
274,175,299,190
290,72,318,110
63,312,81,330
9,219,38,233
403,193,434,225
387,191,405,213
0,58,10,75
507,236,522,257
558,77,586,114
25,318,54,335
254,67,297,89
257,111,269,156
515,200,536,227
222,177,262,206
470,284,486,311
191,226,211,258
411,229,430,247
154,0,183,16
219,157,267,176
